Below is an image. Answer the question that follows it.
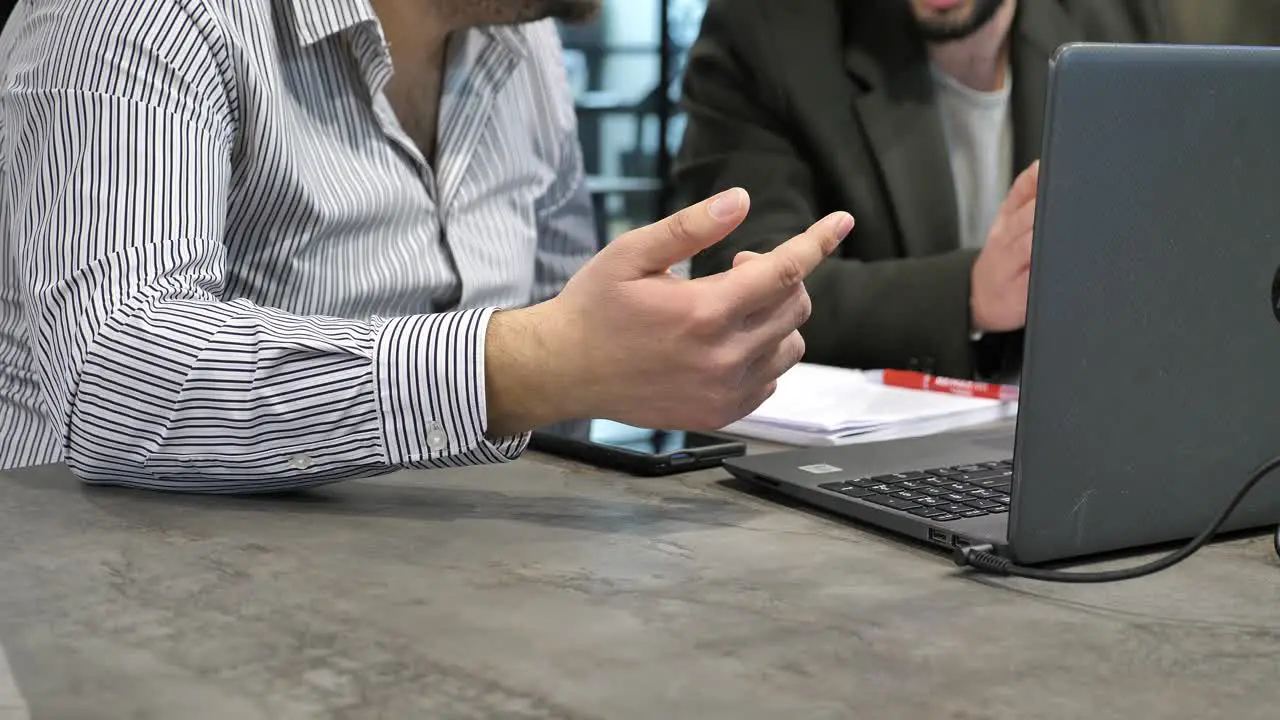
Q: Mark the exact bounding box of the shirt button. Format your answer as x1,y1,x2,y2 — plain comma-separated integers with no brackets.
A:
289,455,314,470
426,423,449,451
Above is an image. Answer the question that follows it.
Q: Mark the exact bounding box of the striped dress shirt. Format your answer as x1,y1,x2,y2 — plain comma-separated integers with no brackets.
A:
0,0,595,491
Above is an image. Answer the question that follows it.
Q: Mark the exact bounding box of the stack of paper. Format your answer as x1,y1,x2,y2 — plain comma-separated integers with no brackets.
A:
721,363,1017,446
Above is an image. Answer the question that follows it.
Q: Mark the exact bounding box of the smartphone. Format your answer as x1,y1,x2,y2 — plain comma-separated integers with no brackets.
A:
530,419,747,476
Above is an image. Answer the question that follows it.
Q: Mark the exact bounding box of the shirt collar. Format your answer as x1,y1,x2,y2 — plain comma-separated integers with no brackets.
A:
288,0,378,47
480,25,532,60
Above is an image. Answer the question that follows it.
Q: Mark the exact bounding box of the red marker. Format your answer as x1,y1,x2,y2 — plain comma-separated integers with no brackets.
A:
874,369,1020,402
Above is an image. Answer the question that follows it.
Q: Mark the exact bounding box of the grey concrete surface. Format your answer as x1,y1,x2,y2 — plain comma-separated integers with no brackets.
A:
1,456,1279,719
0,643,29,720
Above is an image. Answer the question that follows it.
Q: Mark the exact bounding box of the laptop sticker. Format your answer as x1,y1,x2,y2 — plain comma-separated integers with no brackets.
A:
798,464,843,474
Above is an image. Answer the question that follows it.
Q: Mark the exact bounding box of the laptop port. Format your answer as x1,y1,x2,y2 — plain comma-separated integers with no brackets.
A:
951,535,968,548
749,473,781,488
928,529,948,545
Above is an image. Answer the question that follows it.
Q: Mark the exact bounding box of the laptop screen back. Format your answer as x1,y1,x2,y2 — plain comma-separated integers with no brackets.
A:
1008,44,1280,563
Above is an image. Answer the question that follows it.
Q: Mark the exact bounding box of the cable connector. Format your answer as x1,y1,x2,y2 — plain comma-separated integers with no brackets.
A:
951,544,1012,574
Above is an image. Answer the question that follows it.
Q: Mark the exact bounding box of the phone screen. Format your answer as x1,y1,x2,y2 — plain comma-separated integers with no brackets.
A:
536,419,732,455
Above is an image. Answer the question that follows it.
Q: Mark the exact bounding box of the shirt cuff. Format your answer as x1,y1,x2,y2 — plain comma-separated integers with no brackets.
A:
374,309,529,467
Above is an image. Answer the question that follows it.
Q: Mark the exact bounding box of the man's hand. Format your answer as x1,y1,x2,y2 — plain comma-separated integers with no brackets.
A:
486,188,853,436
971,161,1040,333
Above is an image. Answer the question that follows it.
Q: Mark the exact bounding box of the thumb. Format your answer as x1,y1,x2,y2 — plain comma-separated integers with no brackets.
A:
1002,160,1040,214
603,188,750,277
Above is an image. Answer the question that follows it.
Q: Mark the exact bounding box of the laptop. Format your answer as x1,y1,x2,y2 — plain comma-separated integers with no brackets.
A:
724,43,1280,565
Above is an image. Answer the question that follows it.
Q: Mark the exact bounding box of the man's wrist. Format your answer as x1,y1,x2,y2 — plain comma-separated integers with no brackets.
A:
969,299,988,341
968,256,987,339
484,302,582,436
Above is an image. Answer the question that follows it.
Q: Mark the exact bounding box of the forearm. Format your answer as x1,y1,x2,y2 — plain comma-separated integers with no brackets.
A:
52,296,524,492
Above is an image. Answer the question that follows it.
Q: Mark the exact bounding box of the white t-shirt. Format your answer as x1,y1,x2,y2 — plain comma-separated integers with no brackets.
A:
931,65,1014,250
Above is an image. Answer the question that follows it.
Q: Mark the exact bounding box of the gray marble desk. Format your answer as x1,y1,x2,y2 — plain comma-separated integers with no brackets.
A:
1,453,1279,719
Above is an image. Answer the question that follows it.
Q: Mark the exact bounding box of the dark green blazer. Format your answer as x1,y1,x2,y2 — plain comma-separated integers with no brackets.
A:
676,0,1169,379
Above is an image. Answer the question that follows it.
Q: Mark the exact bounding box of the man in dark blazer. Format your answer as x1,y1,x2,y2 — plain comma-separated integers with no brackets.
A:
675,0,1169,380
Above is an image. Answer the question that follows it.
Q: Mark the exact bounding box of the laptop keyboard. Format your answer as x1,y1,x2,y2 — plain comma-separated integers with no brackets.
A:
818,460,1013,523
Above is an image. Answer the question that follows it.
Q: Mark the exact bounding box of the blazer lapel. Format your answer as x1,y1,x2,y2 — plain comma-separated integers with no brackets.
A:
1009,0,1081,170
845,18,959,258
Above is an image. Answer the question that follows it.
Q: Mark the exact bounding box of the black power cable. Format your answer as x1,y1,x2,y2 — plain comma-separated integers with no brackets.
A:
953,454,1280,583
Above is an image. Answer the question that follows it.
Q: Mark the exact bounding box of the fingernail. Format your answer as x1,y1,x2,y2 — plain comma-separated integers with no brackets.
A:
835,213,855,239
708,188,745,221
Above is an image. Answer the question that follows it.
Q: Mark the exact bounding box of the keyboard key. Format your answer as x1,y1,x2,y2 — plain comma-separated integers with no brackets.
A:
960,509,989,518
871,471,932,484
818,482,877,499
898,480,929,490
941,493,970,504
892,490,924,501
940,504,970,514
994,496,1011,505
964,499,1002,510
838,487,877,499
909,507,950,519
863,494,923,512
850,478,882,488
920,487,947,497
942,482,977,493
932,513,962,522
974,477,1011,489
953,465,985,473
917,496,949,507
923,476,952,487
968,489,1001,499
954,470,1012,483
926,468,960,478
987,506,1009,514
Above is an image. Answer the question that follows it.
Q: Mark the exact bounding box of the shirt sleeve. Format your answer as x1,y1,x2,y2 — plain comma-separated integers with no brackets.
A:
530,23,596,304
3,1,526,493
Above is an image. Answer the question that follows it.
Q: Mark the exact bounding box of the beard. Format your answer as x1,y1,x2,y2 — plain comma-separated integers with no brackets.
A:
910,0,1006,43
457,0,602,26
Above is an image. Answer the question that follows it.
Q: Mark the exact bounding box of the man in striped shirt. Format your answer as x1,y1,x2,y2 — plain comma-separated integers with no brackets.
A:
0,0,851,492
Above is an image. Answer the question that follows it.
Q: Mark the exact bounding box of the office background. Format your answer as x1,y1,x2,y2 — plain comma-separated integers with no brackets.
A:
558,0,1280,249
559,0,706,248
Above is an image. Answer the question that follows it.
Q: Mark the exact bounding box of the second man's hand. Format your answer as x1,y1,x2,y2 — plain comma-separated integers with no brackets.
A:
971,161,1040,334
486,188,854,437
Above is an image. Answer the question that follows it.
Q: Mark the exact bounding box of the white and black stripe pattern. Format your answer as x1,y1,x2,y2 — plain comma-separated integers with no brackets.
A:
0,0,594,491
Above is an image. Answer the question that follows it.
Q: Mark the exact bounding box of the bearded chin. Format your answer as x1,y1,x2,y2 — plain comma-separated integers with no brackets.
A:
541,0,601,24
455,0,602,28
912,0,1005,43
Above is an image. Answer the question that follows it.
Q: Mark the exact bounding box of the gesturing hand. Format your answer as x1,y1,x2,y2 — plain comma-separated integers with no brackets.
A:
486,188,853,435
